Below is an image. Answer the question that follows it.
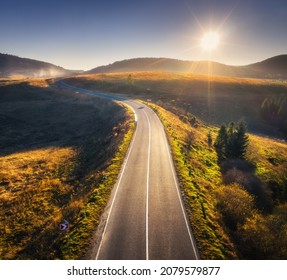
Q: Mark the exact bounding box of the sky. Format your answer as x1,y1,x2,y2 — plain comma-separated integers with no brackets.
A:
1,0,286,70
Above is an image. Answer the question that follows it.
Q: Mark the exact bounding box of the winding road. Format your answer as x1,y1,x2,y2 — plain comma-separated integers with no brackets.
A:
57,80,199,260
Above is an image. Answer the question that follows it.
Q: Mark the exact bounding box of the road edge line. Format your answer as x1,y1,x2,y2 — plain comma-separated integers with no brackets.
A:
146,106,200,260
95,102,139,260
142,108,151,261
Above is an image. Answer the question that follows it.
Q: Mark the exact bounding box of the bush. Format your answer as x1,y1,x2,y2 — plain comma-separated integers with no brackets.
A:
237,203,287,259
215,183,255,230
222,166,272,212
237,212,274,259
266,204,287,258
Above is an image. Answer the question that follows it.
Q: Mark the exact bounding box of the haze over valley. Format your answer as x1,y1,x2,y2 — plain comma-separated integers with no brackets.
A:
1,52,287,80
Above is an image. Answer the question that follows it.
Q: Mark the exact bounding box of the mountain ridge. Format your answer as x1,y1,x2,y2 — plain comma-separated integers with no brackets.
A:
0,53,81,78
1,52,286,79
86,55,287,79
247,55,287,77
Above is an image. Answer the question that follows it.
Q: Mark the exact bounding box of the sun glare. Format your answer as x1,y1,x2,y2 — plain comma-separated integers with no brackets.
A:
201,32,220,51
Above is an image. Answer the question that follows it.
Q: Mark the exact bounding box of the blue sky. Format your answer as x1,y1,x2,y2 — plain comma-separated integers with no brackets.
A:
1,0,286,70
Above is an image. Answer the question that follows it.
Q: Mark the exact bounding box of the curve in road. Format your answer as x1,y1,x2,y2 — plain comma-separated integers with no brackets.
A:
57,80,199,260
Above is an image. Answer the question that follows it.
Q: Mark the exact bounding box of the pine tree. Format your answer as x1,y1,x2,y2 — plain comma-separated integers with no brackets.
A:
236,120,249,158
214,125,228,160
207,131,213,147
226,122,237,158
215,121,249,160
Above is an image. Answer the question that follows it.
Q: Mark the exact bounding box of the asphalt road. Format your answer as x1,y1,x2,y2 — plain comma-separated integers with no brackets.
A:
57,80,199,260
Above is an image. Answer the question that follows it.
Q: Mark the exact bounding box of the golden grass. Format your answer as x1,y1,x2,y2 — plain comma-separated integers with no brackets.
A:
144,101,287,259
0,147,76,259
0,78,50,87
0,112,135,260
76,71,287,87
61,109,135,259
0,78,136,259
145,102,237,259
64,73,287,259
247,135,287,189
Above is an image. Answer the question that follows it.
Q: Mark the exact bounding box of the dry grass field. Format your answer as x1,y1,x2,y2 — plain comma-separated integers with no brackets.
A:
0,78,134,259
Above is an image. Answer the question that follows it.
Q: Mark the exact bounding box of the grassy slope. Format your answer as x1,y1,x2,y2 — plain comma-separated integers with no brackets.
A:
0,78,135,259
61,118,135,259
146,102,287,259
0,147,76,259
65,73,287,259
247,135,287,201
145,103,237,259
66,72,287,139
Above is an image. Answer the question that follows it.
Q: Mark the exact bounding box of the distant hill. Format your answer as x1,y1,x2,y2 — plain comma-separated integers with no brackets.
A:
87,55,287,79
247,55,287,78
2,52,286,79
0,53,80,78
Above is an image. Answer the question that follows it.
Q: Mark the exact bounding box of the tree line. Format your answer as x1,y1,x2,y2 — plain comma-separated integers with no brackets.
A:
214,120,249,161
261,95,287,135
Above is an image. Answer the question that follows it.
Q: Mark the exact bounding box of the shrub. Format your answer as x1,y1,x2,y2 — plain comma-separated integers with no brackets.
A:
237,203,287,259
237,212,274,259
215,183,255,230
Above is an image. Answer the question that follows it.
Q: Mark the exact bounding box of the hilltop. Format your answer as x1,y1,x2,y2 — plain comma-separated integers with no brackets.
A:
247,55,287,78
0,53,81,78
87,55,287,79
2,52,286,79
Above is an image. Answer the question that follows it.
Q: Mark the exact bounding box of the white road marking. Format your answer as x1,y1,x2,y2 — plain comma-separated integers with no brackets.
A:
123,102,138,122
95,109,139,260
142,108,151,261
147,106,200,260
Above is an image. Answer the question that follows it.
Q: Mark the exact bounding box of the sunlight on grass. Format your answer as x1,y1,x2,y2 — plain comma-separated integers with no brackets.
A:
146,101,287,259
0,147,76,259
0,78,135,259
248,135,287,196
66,72,287,259
0,113,135,260
145,102,237,259
62,111,135,259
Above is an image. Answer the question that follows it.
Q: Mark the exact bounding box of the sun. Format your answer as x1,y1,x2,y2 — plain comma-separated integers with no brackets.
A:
201,32,220,51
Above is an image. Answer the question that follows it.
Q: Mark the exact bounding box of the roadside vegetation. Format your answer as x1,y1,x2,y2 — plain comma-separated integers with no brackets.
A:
146,102,287,259
67,72,287,259
0,78,135,259
145,103,237,259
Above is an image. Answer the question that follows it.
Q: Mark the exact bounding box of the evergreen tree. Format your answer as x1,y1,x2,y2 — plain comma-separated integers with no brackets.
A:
226,122,237,158
215,121,249,160
227,122,235,135
214,125,228,159
236,120,249,158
